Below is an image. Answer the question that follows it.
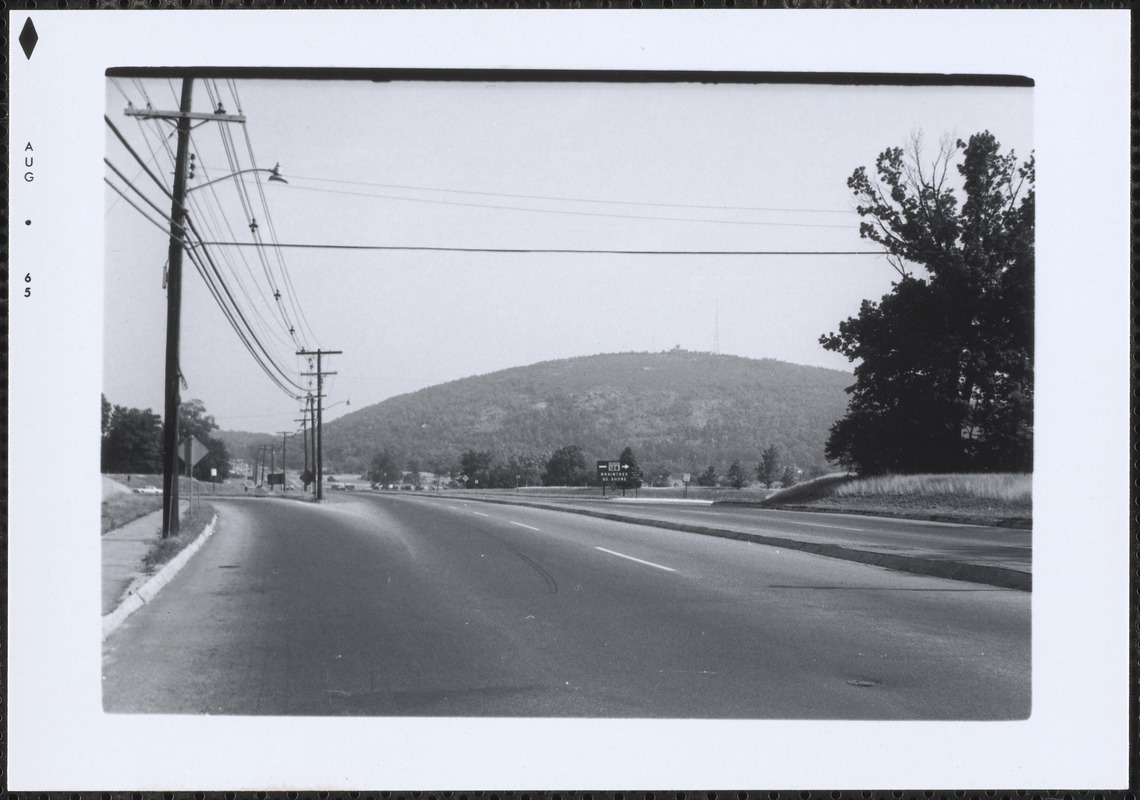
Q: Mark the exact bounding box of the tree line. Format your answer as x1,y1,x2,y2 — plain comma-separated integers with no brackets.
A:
364,441,818,491
101,395,231,480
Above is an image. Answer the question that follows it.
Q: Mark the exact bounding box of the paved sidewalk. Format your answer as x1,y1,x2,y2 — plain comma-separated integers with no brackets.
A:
101,501,188,615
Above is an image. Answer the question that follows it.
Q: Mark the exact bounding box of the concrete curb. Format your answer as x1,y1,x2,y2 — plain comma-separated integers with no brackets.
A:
435,495,1032,592
102,513,218,640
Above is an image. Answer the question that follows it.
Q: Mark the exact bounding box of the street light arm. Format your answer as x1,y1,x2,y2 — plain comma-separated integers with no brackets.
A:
186,163,286,194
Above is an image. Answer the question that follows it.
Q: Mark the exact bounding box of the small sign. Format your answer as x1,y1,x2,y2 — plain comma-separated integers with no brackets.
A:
267,472,286,486
682,472,691,483
210,468,217,477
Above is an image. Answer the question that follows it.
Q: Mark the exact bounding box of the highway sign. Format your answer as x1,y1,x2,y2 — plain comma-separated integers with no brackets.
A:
597,460,629,483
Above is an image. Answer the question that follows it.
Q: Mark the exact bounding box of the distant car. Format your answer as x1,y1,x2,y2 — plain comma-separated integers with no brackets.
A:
134,486,161,495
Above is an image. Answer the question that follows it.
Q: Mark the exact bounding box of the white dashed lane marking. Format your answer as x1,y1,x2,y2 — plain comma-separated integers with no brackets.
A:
595,546,675,573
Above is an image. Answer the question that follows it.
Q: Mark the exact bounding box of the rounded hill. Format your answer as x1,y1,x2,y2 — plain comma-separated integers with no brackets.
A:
321,351,851,477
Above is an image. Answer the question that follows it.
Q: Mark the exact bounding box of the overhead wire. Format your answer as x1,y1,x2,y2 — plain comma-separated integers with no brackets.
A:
106,80,313,399
277,182,856,229
289,173,854,215
226,79,319,350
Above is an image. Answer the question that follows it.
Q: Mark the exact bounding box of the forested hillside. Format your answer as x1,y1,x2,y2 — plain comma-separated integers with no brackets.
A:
311,351,850,480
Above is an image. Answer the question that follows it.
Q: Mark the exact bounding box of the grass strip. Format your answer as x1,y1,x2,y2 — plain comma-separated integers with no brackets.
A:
140,503,216,576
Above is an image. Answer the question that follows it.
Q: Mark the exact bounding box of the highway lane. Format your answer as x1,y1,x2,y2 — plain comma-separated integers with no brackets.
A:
470,494,1032,572
103,493,1029,718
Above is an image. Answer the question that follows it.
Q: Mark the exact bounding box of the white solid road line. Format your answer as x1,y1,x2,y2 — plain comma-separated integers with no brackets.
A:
509,521,541,531
594,546,676,572
472,511,490,517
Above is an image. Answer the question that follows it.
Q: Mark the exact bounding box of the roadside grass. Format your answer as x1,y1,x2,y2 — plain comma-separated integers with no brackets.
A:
765,472,1032,525
101,492,163,534
832,472,1032,503
140,503,216,576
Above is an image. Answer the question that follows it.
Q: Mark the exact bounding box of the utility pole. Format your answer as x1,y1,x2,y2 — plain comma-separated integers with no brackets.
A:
294,408,309,484
159,79,194,538
309,394,318,496
269,447,276,489
131,81,248,538
298,349,341,501
277,430,292,489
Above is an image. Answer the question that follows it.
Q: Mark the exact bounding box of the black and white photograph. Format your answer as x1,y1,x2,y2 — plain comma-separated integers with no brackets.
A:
7,10,1131,792
98,70,1035,720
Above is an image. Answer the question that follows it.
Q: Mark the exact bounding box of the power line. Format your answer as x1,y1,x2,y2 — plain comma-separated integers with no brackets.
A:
289,173,853,215
279,183,855,229
193,242,895,256
193,241,1031,257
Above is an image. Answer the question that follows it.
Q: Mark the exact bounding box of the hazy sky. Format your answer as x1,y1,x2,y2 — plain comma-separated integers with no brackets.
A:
104,77,1032,433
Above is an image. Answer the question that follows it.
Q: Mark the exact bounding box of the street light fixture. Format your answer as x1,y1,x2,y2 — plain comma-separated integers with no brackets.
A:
186,163,287,193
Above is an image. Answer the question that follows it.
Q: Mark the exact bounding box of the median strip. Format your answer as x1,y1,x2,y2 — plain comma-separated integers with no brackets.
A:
595,546,676,573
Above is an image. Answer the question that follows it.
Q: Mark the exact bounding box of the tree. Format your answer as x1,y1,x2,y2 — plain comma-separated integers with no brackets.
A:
178,399,230,481
780,465,798,488
696,465,718,487
101,394,113,439
726,460,748,489
821,131,1034,474
101,404,163,474
645,465,673,487
367,449,401,485
757,444,780,488
542,445,587,486
460,449,494,488
405,457,422,487
617,446,642,490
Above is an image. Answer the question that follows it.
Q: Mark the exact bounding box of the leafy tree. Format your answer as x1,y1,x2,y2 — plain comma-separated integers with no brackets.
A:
696,465,718,487
542,445,588,486
178,399,230,480
822,131,1034,473
726,460,748,489
367,449,401,485
757,444,780,488
101,404,163,474
645,465,673,487
101,394,113,439
406,457,422,487
460,449,494,488
780,465,798,487
503,453,543,488
617,446,643,490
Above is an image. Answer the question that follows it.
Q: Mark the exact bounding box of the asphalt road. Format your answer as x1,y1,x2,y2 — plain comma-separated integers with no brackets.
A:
103,494,1030,718
488,496,1033,572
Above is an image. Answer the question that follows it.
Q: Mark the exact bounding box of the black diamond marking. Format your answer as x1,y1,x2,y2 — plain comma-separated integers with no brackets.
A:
19,18,38,60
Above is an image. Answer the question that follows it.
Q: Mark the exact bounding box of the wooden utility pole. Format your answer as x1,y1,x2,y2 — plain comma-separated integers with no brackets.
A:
159,79,194,538
277,430,292,489
131,82,248,538
294,405,310,483
298,349,341,501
